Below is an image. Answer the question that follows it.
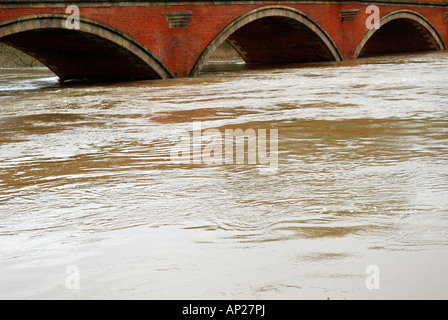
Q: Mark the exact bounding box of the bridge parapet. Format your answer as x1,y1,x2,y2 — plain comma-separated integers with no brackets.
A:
0,0,448,6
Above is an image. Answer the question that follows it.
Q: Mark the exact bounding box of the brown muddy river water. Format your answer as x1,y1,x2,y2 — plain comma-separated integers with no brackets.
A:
0,52,448,299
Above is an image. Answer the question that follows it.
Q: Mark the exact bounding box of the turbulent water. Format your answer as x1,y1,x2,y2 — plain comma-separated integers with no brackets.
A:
0,52,447,299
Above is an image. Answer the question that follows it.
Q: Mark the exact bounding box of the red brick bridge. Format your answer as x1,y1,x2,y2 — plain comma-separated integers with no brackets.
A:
0,0,447,81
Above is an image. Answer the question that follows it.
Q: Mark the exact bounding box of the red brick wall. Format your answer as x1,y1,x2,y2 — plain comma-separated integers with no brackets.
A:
0,2,446,77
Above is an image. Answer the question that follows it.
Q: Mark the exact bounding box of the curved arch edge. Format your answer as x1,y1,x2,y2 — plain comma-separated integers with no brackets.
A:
354,10,446,59
189,5,343,77
0,14,174,79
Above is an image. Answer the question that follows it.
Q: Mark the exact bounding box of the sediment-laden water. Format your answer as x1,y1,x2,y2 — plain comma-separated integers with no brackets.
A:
1,52,447,299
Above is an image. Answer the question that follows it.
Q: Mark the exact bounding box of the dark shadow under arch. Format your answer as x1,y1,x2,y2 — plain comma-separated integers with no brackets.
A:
0,15,173,82
190,6,342,77
354,10,446,59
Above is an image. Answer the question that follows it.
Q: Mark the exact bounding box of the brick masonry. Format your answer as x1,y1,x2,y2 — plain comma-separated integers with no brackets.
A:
0,1,446,80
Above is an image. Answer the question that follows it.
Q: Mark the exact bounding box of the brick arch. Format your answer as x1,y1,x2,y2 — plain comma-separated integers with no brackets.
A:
0,14,173,81
190,6,342,77
354,10,446,59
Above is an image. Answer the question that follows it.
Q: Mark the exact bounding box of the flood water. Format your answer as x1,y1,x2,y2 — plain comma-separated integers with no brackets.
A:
1,52,448,300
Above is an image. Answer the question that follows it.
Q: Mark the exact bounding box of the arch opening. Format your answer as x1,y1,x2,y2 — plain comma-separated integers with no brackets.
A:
355,11,445,59
0,15,173,82
192,6,342,76
228,16,337,64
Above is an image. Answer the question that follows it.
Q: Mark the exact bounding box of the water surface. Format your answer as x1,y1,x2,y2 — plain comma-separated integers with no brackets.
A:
1,53,448,299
